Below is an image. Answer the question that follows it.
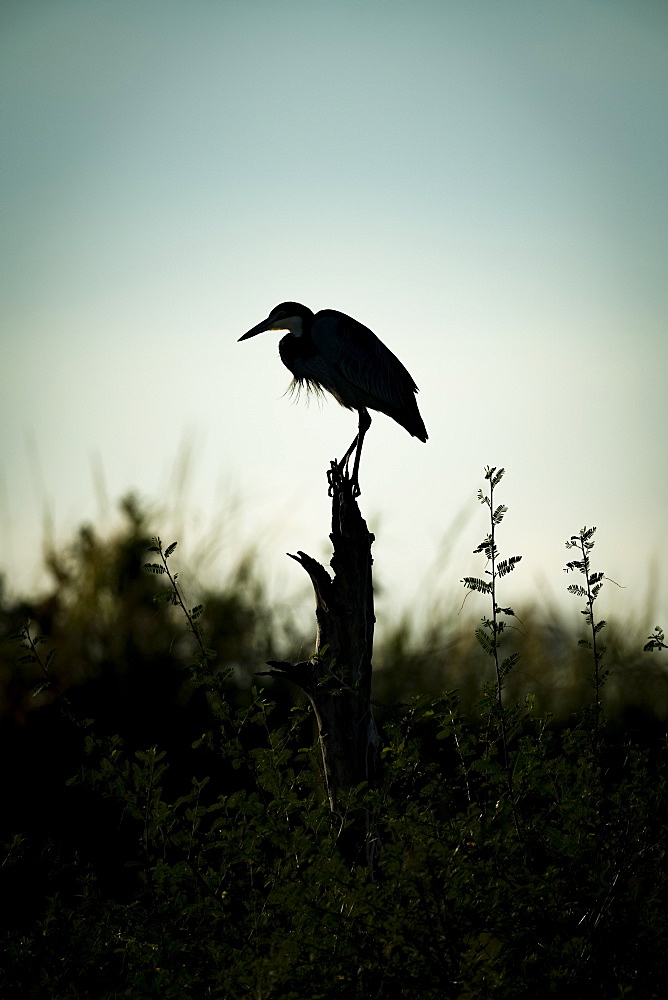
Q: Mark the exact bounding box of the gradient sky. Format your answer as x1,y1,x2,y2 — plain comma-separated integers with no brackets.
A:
2,0,667,632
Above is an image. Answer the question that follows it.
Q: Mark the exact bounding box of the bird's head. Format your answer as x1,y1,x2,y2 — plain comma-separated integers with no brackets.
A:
239,302,313,341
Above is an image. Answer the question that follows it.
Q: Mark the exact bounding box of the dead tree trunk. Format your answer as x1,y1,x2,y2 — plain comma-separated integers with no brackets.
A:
263,462,379,823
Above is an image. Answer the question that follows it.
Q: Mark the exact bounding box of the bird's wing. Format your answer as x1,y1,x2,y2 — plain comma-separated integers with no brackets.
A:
311,310,418,408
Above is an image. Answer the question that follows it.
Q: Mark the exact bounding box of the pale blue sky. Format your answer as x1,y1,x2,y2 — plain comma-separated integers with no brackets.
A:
2,0,667,630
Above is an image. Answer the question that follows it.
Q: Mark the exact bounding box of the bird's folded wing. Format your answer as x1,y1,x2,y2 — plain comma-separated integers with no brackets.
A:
311,311,418,408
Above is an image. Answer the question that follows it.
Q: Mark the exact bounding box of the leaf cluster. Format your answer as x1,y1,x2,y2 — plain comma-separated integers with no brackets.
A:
564,527,611,734
2,689,668,998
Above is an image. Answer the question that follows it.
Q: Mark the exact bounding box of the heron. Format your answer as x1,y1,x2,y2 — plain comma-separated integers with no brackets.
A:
239,302,427,496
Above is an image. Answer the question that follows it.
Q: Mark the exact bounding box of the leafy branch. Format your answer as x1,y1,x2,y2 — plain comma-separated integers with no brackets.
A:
144,537,217,684
564,526,608,736
462,466,523,842
644,625,666,653
9,620,74,716
462,467,523,716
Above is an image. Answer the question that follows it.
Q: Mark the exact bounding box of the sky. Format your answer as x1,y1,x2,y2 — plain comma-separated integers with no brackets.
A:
2,0,667,635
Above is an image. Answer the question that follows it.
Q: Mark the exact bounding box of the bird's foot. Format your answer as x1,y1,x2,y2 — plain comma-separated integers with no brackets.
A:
327,459,361,498
327,459,342,497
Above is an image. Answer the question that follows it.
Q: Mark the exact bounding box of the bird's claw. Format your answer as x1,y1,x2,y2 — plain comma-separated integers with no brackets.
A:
327,459,361,498
327,459,341,497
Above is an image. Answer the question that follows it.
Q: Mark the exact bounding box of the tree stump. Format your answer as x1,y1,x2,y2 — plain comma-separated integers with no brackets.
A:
263,461,379,823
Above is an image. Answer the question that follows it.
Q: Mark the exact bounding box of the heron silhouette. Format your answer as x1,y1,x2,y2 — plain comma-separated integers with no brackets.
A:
239,302,427,496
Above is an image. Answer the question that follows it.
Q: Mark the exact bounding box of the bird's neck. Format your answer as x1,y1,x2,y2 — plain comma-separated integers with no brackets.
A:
280,315,304,337
279,327,317,366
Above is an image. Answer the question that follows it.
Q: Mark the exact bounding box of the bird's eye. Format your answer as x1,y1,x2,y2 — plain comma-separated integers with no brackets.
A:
274,312,286,321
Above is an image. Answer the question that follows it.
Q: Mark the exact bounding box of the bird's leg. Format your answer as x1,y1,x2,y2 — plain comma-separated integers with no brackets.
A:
350,409,371,497
340,434,359,473
327,410,371,497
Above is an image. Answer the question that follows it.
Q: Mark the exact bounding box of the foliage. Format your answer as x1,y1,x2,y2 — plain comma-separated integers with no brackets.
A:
0,486,667,997
461,466,523,840
644,624,667,653
2,686,667,997
564,526,608,737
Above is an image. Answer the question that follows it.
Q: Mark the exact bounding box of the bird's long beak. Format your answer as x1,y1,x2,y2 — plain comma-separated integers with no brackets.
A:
238,316,278,341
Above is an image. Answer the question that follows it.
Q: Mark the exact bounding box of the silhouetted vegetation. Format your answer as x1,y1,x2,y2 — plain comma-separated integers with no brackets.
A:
1,480,667,997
